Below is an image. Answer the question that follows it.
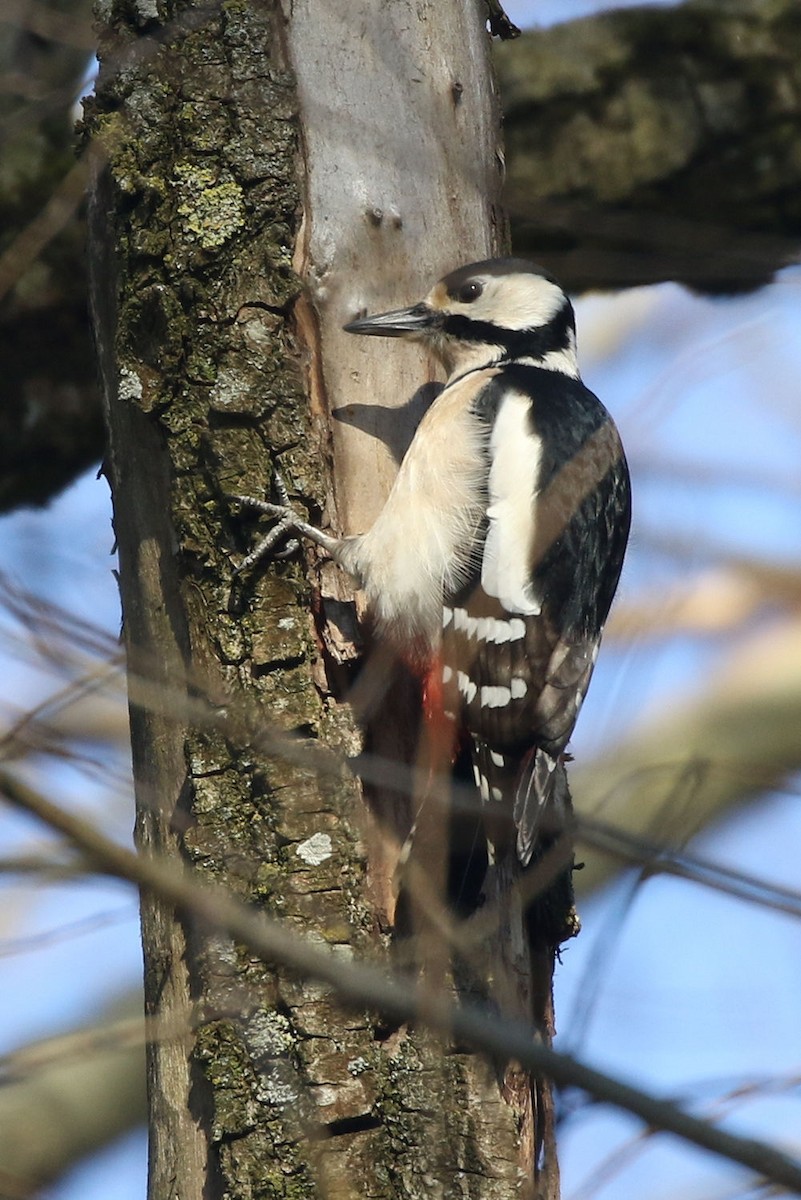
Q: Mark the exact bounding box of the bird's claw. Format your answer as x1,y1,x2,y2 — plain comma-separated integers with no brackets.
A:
231,467,341,577
271,467,293,509
232,469,302,574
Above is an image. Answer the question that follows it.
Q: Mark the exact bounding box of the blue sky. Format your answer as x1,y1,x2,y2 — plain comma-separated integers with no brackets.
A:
506,0,677,25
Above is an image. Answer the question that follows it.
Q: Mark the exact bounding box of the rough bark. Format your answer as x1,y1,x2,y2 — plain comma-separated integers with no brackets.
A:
86,0,562,1196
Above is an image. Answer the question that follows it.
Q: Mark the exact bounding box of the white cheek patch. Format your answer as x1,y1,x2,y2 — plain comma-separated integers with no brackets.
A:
481,274,567,332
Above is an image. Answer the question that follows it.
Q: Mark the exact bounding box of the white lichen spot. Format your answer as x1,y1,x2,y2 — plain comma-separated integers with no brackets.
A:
347,1056,369,1076
205,933,237,968
210,365,246,410
118,366,143,402
132,0,159,20
311,1085,338,1107
260,1078,298,1107
277,617,294,630
247,1010,294,1057
295,832,333,865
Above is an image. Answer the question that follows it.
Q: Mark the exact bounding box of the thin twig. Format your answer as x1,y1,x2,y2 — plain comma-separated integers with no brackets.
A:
577,815,801,920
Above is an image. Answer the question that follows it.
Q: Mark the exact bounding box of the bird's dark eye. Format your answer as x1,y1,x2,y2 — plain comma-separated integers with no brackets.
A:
455,280,483,304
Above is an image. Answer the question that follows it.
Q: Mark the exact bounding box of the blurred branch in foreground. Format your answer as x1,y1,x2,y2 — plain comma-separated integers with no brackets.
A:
574,613,801,892
0,992,145,1199
0,583,800,1191
2,770,801,1194
606,560,801,643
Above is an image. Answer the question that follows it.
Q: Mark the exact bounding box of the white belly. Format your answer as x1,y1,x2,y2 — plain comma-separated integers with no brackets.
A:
338,369,498,650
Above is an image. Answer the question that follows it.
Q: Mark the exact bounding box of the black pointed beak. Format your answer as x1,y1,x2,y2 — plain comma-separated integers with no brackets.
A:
343,302,441,339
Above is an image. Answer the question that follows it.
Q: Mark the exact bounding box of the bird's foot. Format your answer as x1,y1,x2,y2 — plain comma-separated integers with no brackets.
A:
232,468,339,574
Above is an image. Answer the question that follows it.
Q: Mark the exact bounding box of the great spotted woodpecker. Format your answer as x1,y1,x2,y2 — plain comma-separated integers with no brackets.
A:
238,258,631,870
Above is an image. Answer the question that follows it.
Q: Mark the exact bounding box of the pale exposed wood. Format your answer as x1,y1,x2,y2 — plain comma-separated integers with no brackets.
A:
287,0,505,535
286,5,556,1194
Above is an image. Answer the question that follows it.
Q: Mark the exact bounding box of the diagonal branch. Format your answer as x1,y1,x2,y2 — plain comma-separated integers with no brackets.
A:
3,767,801,1195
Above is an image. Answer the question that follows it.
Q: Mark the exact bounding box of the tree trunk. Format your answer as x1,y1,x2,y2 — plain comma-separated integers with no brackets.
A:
87,0,559,1195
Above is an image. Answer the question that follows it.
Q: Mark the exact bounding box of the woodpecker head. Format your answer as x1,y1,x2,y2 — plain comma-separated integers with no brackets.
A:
344,257,578,378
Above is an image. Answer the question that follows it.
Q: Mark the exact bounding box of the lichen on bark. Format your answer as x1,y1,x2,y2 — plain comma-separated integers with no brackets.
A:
88,0,379,1194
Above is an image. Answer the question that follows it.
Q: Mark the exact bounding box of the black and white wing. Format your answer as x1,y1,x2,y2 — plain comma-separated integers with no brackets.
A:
441,366,631,865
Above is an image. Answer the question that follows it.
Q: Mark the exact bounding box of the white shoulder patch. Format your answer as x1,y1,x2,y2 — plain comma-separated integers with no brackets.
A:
481,391,542,615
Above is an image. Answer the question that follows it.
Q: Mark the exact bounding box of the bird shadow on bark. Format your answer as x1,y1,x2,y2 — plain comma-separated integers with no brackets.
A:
333,382,443,467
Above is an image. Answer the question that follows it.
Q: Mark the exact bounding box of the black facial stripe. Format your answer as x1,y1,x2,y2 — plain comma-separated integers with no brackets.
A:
442,302,574,361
